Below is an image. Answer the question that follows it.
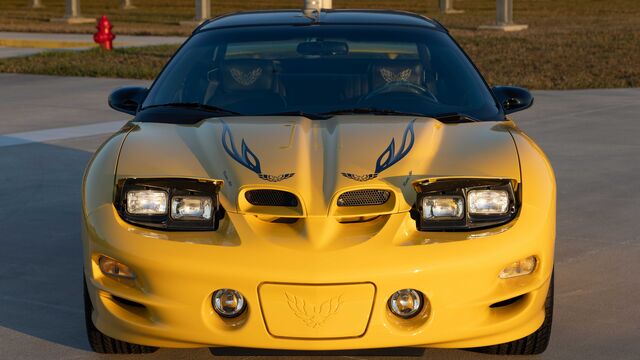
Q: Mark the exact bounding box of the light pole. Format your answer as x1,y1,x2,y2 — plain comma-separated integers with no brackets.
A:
120,0,135,10
478,0,528,31
439,0,463,14
180,0,211,27
51,0,95,24
29,0,45,9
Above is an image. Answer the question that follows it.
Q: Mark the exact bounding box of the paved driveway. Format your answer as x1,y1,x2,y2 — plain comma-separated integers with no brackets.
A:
0,74,638,359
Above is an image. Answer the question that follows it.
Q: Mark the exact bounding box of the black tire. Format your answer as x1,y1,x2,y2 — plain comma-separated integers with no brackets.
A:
471,273,554,355
84,278,158,354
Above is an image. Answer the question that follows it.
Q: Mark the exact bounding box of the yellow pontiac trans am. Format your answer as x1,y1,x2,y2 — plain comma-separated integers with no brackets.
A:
82,9,555,356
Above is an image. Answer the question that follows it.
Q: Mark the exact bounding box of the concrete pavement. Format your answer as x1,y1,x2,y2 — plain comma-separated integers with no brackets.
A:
0,74,638,359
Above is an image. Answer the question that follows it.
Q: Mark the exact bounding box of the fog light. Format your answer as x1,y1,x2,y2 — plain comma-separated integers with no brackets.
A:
98,256,135,279
500,256,537,279
388,289,423,318
212,289,246,318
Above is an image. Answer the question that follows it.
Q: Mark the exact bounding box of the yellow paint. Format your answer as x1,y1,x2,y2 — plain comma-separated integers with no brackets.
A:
82,116,555,350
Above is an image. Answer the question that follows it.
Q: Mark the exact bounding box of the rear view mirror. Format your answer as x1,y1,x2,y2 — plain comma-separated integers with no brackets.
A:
108,86,148,115
297,41,349,56
492,86,533,115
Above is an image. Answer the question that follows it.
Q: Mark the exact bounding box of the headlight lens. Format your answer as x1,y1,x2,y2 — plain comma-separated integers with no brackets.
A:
468,189,509,215
126,190,168,215
414,179,518,231
421,196,464,219
116,178,221,231
171,196,213,220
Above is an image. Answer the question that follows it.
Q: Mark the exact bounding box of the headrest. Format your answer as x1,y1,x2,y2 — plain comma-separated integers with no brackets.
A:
221,59,274,92
370,61,424,90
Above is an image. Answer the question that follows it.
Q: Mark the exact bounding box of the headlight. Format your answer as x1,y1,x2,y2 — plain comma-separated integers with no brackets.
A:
414,179,518,231
468,189,510,215
126,190,168,215
115,178,222,231
421,196,464,220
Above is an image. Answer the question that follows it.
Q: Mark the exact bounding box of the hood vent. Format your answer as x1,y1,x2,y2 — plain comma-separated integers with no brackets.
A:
245,190,299,207
337,189,391,207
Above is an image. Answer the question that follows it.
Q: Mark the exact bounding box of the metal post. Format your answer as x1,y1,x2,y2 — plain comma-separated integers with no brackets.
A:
439,0,463,14
120,0,135,10
478,0,528,31
51,0,95,24
29,0,45,9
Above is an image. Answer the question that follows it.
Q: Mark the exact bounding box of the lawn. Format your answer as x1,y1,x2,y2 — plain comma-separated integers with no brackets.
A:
0,0,638,89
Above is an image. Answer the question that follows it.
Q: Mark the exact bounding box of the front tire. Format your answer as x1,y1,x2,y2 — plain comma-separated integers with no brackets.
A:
472,273,554,355
83,278,158,354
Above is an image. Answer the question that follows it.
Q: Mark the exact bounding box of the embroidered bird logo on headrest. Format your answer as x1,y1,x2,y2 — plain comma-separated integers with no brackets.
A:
230,67,263,86
380,68,413,83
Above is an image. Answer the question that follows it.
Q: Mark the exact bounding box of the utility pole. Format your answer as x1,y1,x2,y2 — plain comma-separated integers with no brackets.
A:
479,0,528,31
51,0,95,24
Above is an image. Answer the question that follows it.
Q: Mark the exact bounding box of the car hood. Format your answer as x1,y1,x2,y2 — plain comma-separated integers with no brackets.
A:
116,116,520,215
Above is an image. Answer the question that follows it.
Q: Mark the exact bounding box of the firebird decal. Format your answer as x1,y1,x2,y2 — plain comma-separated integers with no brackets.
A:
285,292,343,328
342,119,416,181
222,122,295,182
341,172,379,182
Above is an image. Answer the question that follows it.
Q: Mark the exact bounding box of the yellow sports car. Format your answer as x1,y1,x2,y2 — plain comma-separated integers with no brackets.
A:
82,9,555,356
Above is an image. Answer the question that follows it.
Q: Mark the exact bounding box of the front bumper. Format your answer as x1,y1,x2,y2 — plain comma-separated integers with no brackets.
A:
83,195,554,350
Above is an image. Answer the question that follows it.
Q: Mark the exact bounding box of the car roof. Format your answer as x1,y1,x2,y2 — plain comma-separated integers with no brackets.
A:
196,9,445,33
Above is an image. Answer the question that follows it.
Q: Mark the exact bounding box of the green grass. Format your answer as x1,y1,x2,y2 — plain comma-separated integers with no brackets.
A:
0,0,639,89
0,45,178,79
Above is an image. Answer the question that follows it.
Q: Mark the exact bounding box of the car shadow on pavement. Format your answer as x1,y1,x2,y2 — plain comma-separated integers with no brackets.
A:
0,141,91,351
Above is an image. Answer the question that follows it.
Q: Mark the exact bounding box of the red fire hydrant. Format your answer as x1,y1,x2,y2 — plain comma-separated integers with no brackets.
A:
94,15,115,51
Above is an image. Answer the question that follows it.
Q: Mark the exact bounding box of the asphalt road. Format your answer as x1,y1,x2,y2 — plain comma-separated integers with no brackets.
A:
0,74,638,360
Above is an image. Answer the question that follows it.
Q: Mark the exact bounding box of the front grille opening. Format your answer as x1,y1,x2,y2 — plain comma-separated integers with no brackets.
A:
490,294,525,308
245,190,299,207
337,189,391,207
111,295,146,309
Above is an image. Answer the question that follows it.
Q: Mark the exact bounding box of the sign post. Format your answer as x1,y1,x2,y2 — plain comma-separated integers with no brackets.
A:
478,0,528,31
51,0,95,24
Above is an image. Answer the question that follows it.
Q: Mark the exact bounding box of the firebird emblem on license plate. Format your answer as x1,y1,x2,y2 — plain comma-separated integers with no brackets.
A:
285,292,344,328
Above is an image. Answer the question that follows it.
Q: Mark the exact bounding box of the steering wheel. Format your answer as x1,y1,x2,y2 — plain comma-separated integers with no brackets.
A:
360,81,438,104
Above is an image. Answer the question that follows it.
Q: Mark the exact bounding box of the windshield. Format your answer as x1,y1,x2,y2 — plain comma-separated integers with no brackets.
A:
143,25,500,120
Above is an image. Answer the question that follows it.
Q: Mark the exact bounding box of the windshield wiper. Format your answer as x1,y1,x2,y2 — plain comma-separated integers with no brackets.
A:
430,112,479,123
320,107,428,118
259,110,330,120
143,103,242,116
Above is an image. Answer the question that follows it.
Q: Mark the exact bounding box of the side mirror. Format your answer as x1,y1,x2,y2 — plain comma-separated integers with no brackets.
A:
492,86,533,115
108,86,148,115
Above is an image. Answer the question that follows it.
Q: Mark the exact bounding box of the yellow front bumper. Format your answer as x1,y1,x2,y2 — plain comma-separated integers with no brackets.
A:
83,195,554,350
